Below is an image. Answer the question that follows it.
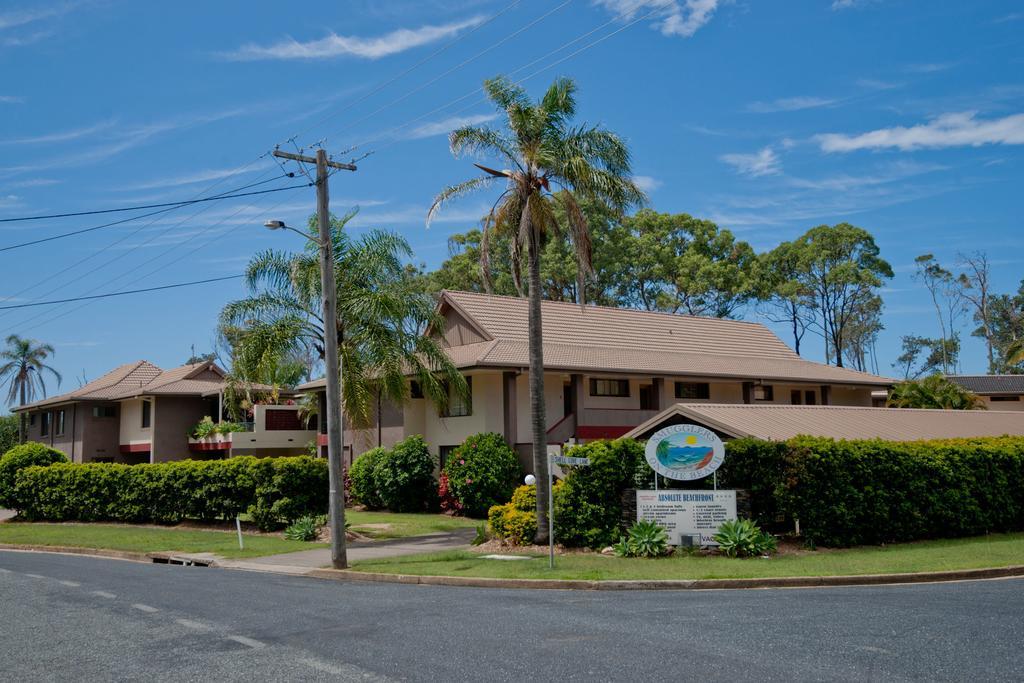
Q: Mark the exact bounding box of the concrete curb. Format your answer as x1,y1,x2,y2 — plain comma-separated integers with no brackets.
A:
0,543,152,563
307,564,1024,591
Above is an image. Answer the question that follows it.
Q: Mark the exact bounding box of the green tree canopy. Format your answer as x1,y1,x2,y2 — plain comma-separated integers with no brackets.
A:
887,374,985,410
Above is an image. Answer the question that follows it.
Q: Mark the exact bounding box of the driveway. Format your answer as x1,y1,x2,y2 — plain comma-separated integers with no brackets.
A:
2,549,1022,681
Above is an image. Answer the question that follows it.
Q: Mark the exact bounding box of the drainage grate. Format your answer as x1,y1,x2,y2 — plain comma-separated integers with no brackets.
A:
151,556,212,567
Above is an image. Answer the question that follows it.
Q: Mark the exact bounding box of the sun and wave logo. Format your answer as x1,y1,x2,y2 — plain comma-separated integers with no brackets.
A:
644,424,725,481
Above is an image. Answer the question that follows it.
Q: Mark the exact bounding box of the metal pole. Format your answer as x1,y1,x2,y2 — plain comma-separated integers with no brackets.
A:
235,516,244,550
548,455,554,570
317,149,348,570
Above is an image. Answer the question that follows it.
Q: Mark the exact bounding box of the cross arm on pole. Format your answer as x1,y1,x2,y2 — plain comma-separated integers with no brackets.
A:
272,149,357,172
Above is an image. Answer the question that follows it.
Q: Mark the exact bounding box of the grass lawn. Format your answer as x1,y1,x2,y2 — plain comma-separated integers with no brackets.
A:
0,522,326,559
345,510,480,539
352,532,1024,580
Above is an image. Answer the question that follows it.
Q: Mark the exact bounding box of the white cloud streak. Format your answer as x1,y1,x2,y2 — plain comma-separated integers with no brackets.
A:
0,95,24,104
223,16,484,61
817,111,1024,152
405,113,496,140
0,119,115,145
720,147,781,177
0,3,75,30
633,175,662,192
747,95,839,113
594,0,720,38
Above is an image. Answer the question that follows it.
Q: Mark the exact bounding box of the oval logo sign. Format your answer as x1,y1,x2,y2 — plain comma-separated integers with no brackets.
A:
644,424,725,481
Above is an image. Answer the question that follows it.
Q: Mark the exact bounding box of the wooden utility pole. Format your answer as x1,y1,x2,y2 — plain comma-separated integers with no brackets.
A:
272,147,356,569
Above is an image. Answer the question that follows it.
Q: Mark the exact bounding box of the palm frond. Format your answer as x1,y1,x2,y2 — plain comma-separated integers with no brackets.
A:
427,176,496,228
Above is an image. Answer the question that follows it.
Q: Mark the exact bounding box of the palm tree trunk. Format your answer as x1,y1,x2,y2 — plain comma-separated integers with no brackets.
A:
18,381,26,444
526,206,550,545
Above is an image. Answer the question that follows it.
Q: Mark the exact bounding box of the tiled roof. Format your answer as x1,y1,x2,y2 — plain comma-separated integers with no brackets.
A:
624,403,1024,442
947,375,1024,395
440,291,893,386
15,361,162,410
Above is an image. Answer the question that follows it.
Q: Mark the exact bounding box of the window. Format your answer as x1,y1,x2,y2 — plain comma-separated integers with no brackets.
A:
141,400,152,428
439,445,457,470
92,406,117,418
590,378,630,397
675,382,710,400
40,412,51,437
805,391,816,406
753,385,774,402
29,413,35,426
991,396,1021,402
442,376,472,417
409,380,424,399
790,390,802,405
55,410,65,436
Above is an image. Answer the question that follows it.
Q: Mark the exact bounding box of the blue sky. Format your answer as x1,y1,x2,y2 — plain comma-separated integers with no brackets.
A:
1,0,1022,393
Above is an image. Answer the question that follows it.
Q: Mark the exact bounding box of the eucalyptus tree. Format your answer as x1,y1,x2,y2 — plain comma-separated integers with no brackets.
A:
428,76,645,542
0,335,61,442
221,210,466,432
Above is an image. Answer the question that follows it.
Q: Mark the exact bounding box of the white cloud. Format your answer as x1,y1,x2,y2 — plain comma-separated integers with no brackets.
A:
594,0,720,38
0,4,75,30
2,30,54,47
0,95,24,104
720,147,781,177
816,111,1024,152
122,162,274,191
0,119,115,145
6,178,59,189
747,96,839,113
223,16,484,61
903,62,956,74
406,113,497,140
633,175,662,192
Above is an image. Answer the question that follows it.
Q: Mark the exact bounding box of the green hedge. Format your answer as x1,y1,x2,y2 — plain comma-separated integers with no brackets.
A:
779,436,1024,547
11,456,327,530
0,441,67,508
372,436,437,513
349,447,386,509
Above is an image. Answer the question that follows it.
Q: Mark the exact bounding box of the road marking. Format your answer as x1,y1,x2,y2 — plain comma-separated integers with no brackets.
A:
226,635,265,649
92,590,116,599
175,618,212,631
298,658,351,676
59,580,81,587
25,573,46,579
0,567,11,573
131,603,159,613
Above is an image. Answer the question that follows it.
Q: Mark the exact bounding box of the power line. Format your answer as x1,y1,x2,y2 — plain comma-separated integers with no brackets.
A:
0,181,309,252
0,174,296,224
0,275,243,310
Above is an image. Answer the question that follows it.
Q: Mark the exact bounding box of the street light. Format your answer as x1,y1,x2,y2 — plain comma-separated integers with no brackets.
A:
263,211,347,569
524,474,537,486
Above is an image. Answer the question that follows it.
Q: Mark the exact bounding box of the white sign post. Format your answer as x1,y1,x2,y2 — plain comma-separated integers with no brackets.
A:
548,453,590,569
640,423,736,546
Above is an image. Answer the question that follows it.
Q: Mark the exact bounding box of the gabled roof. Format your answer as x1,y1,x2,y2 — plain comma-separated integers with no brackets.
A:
435,290,893,386
947,375,1024,396
13,361,274,411
623,403,1024,442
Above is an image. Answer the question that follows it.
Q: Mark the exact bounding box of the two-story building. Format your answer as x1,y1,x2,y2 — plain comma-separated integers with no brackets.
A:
14,360,316,463
302,290,894,469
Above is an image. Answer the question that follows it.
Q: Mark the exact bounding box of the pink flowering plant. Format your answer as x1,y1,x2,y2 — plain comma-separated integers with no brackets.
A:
440,432,521,518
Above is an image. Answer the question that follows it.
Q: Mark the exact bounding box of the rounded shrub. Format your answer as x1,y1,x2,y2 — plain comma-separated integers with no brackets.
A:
442,432,521,518
372,436,437,512
349,447,386,509
0,441,67,507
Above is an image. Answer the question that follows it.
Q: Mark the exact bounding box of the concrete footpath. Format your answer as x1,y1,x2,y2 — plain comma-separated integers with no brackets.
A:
216,527,476,575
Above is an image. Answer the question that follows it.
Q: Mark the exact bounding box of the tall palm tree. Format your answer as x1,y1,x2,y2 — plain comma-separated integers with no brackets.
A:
221,210,465,434
0,335,62,443
428,77,645,541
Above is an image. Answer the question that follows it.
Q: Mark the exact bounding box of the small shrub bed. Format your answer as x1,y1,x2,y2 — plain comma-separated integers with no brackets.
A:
487,484,540,545
346,436,438,513
0,441,67,507
11,455,327,530
441,432,521,518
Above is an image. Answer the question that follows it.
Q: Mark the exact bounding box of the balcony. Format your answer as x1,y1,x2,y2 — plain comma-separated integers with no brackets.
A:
188,406,316,454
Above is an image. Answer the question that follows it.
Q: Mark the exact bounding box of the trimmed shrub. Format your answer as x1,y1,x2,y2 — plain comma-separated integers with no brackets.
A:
372,436,437,513
0,441,67,507
713,519,777,557
348,447,386,509
779,436,1024,547
613,519,670,558
11,455,326,530
438,472,462,513
441,432,521,518
554,438,646,548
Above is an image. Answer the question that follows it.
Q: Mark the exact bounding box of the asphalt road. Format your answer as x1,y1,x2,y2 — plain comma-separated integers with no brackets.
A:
1,551,1022,682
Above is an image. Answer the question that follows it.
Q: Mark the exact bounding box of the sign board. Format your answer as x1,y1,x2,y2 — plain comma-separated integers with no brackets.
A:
644,423,725,481
552,455,590,467
636,489,737,546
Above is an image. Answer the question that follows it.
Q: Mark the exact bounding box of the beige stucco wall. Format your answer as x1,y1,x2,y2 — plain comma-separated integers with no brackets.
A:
514,372,566,444
982,396,1024,411
829,386,874,406
118,398,152,448
425,371,506,451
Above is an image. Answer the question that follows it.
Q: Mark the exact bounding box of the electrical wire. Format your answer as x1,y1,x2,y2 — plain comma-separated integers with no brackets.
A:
0,180,310,252
0,275,244,310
